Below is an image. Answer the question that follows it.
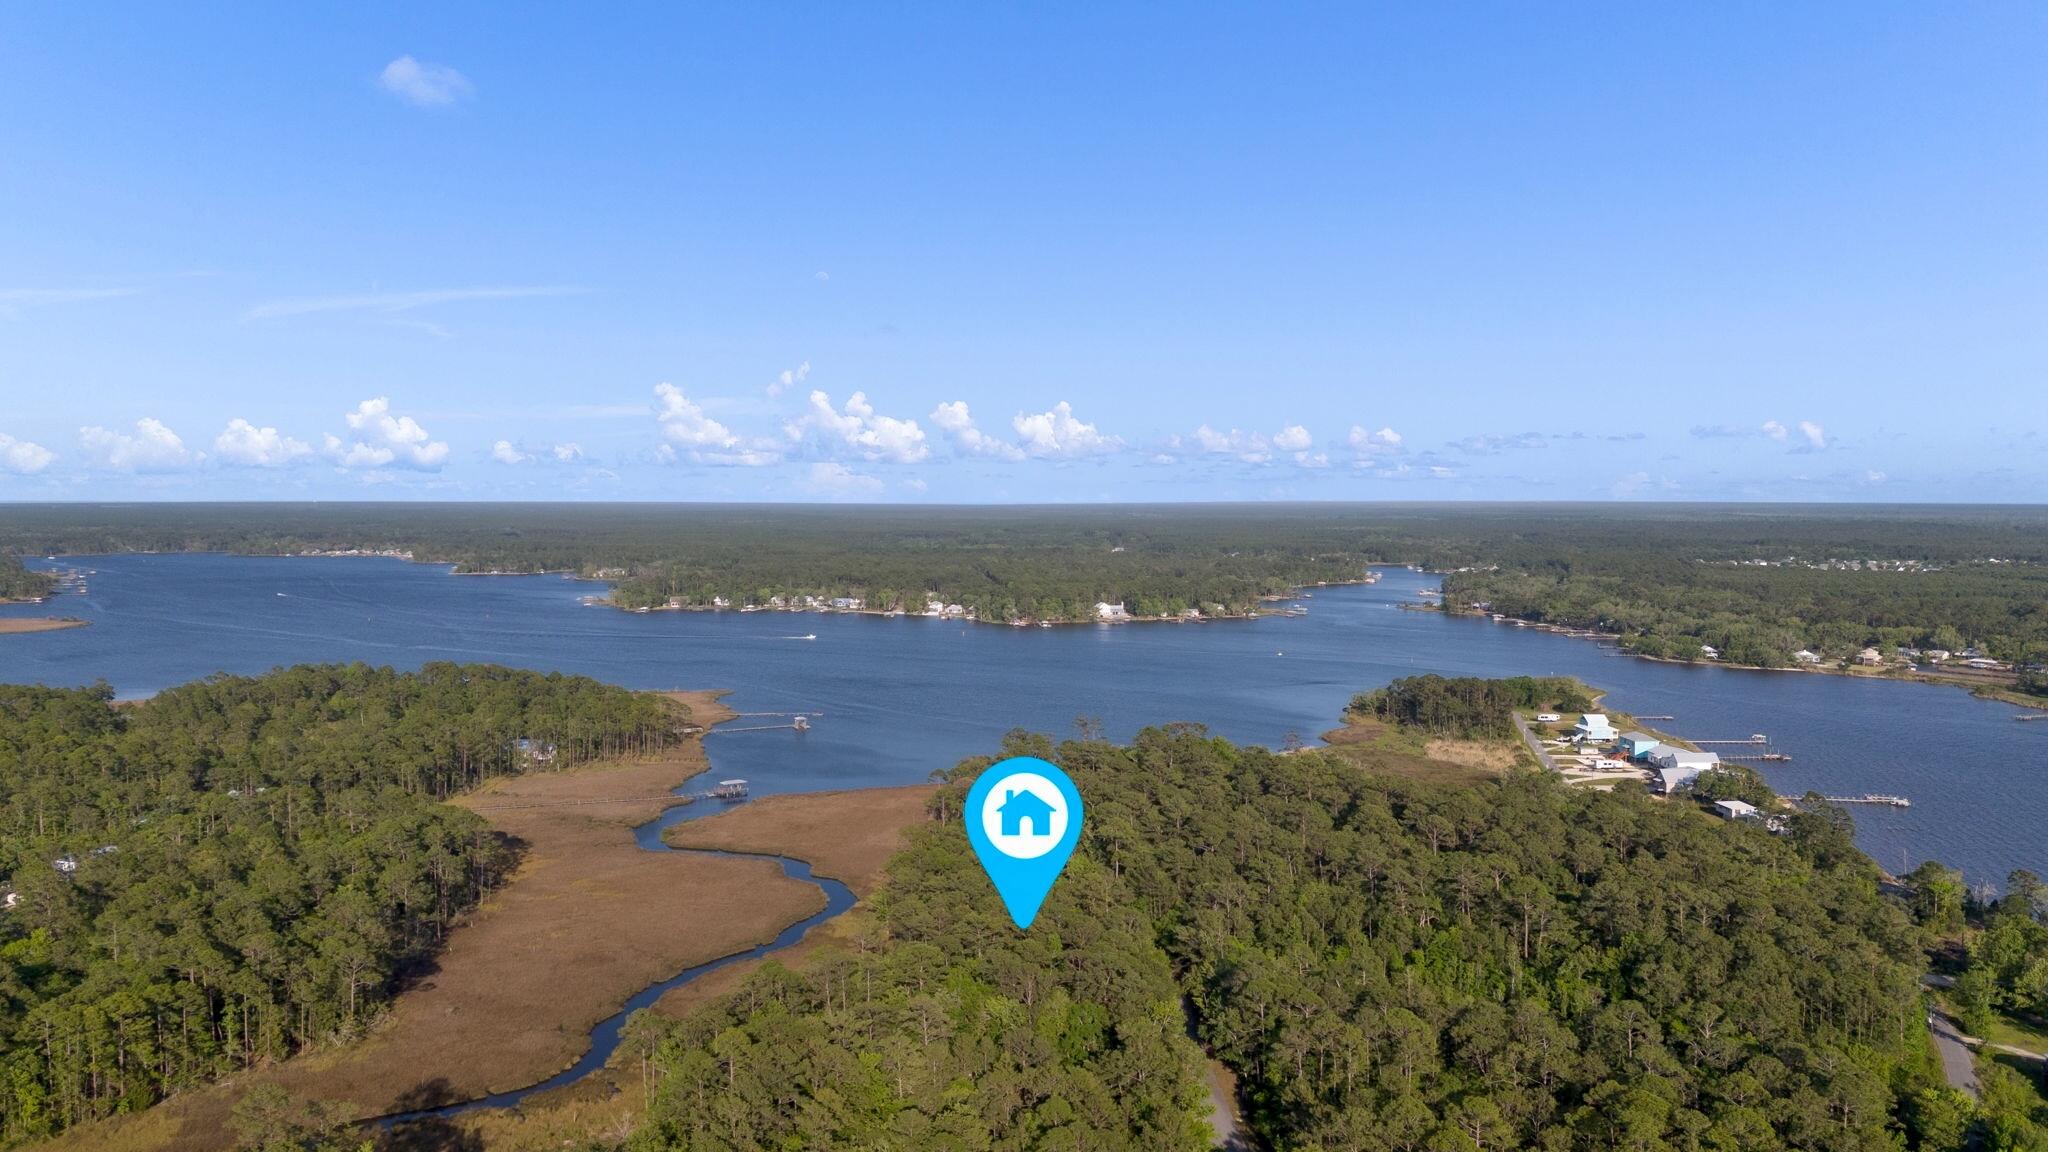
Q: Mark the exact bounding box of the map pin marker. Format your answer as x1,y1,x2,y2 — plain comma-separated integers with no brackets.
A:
964,756,1084,930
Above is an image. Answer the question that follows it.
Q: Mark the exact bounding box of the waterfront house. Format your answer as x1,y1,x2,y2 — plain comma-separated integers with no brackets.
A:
1793,649,1821,664
1618,732,1661,761
1573,713,1615,742
1095,601,1131,622
1967,657,2002,670
1713,799,1760,821
1648,748,1720,793
1698,645,1720,660
1857,647,1884,666
830,597,864,610
1925,649,1952,663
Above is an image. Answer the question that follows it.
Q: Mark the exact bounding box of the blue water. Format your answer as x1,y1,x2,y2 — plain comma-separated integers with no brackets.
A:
3,553,2043,889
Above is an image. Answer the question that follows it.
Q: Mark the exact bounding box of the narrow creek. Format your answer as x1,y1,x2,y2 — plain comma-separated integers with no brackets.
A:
377,751,856,1128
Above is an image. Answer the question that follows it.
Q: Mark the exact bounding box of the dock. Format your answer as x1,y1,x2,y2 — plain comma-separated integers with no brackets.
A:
1822,794,1911,808
717,712,816,734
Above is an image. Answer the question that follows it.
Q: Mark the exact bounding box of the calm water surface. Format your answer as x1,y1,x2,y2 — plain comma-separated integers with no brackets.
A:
3,553,2041,887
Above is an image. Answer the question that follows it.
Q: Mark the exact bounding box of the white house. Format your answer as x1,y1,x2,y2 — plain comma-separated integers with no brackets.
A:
1698,645,1720,660
1713,799,1760,821
1925,649,1952,663
1793,649,1821,664
1095,601,1131,621
1573,713,1615,742
1649,748,1720,793
1857,647,1884,666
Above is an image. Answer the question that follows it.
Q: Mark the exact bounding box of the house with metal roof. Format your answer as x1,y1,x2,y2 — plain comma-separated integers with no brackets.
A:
1648,748,1720,793
1573,713,1615,742
1618,732,1661,761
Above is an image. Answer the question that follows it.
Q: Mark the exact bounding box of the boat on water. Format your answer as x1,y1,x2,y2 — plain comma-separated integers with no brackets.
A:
707,779,749,800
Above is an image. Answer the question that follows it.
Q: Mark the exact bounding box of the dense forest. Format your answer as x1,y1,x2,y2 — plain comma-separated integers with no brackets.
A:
1449,555,2048,675
2,503,2044,645
626,716,2022,1150
1349,674,1595,740
0,557,51,602
0,663,684,1143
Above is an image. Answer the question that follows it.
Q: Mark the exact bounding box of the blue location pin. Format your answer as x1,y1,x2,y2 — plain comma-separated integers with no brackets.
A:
964,756,1085,930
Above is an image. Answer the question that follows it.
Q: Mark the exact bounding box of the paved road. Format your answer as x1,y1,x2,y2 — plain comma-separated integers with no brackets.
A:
1514,713,1559,772
1929,1011,1981,1098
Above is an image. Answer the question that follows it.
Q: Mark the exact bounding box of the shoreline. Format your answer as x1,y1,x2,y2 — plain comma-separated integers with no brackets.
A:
23,548,1379,628
1441,603,2044,713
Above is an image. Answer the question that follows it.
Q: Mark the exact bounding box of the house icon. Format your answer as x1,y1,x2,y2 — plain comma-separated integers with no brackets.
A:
997,788,1058,837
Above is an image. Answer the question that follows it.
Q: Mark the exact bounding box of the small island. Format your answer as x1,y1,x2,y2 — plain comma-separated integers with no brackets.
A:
0,617,88,636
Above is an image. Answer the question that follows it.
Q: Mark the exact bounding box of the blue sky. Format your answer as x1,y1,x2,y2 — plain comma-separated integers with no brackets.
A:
1,4,2042,502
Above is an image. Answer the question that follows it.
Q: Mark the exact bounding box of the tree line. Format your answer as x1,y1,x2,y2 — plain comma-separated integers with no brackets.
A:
0,556,51,602
1349,674,1595,740
0,662,685,1143
5,502,2044,642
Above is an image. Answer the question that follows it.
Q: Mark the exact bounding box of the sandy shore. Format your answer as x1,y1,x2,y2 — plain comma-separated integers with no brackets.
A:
0,617,87,635
29,690,838,1152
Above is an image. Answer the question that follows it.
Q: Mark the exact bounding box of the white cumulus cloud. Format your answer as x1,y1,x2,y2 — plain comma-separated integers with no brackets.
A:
1012,402,1119,459
804,461,884,497
214,419,312,467
1349,425,1403,450
1762,420,1788,441
768,361,811,398
378,56,474,107
655,384,778,465
786,390,928,464
1798,420,1827,450
930,401,1026,460
78,418,198,472
323,397,450,470
0,432,55,474
1183,424,1320,467
492,439,587,466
